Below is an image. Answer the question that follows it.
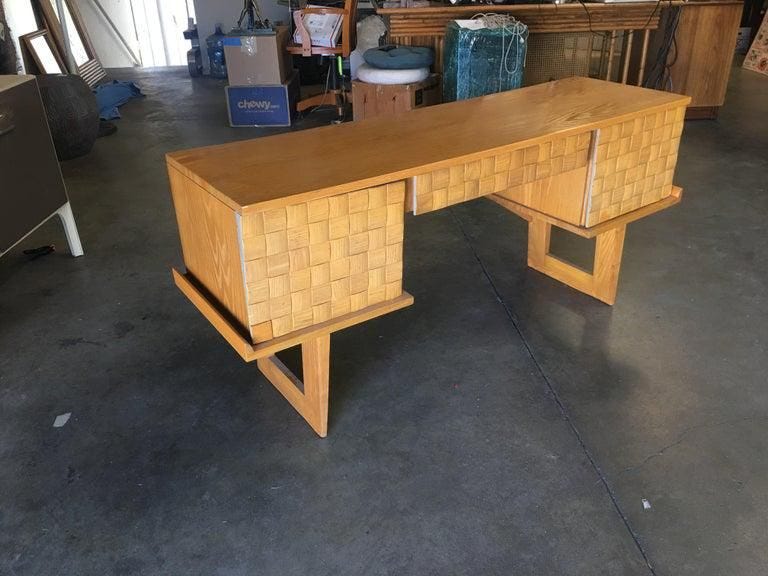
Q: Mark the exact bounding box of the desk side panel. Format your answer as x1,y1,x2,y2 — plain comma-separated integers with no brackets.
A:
168,166,250,332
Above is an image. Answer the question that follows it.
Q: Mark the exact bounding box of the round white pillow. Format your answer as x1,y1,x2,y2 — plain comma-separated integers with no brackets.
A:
356,64,430,85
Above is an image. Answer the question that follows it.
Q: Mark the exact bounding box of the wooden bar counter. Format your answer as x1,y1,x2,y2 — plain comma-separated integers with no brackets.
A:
376,0,742,117
167,78,689,436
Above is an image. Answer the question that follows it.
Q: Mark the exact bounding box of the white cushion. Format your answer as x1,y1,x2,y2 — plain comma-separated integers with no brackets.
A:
356,64,430,85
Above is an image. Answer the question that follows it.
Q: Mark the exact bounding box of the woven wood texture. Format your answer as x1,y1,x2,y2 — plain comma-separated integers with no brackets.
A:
241,182,406,342
588,105,685,225
414,132,591,215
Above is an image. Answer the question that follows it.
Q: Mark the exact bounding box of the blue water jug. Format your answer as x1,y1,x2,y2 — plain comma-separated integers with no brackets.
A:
206,24,227,79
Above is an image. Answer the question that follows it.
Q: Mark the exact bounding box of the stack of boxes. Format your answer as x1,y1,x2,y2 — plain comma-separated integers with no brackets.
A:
223,27,299,127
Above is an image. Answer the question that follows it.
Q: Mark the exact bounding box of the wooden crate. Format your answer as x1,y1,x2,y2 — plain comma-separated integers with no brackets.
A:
352,75,440,121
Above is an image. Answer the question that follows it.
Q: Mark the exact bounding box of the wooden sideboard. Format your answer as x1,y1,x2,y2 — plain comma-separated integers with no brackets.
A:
167,78,689,436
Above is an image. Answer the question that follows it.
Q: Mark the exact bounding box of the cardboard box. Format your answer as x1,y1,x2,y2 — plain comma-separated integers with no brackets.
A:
352,75,441,121
223,27,292,85
226,72,299,127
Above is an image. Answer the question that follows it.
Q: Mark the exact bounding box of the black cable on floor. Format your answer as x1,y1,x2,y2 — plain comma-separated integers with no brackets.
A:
449,207,657,576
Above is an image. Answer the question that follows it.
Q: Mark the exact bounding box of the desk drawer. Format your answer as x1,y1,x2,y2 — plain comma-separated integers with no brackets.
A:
410,103,685,227
411,131,592,225
241,182,406,341
586,106,684,225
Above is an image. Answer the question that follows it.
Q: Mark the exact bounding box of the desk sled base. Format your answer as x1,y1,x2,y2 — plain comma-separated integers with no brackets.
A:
167,77,689,436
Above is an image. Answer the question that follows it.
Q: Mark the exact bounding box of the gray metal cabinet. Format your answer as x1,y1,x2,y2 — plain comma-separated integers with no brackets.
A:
0,75,83,257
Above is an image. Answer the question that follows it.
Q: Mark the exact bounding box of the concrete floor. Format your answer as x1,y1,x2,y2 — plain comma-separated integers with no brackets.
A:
0,67,766,575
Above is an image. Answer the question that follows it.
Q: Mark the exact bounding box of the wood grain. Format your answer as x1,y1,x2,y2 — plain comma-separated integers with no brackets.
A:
497,167,588,226
166,77,689,215
168,167,249,330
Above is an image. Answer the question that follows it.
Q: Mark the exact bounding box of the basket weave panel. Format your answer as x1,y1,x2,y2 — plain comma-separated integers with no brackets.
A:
242,183,405,341
589,105,685,225
414,132,591,214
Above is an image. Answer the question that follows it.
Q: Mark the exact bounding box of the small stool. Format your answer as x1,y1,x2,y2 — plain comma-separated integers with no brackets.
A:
351,74,441,121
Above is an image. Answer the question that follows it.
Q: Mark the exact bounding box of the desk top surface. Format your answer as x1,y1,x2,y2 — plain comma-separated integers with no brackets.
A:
167,77,689,214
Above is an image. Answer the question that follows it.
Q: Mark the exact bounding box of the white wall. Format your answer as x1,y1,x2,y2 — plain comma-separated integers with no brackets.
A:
3,0,39,72
79,0,193,68
77,0,139,68
193,0,289,73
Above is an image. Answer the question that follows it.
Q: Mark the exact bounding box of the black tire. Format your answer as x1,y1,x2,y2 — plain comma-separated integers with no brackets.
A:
37,74,100,161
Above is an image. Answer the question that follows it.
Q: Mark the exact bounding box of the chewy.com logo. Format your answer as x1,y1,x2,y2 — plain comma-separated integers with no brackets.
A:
238,99,278,111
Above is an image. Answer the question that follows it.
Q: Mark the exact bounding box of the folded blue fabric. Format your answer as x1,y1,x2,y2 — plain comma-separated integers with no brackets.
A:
93,80,144,120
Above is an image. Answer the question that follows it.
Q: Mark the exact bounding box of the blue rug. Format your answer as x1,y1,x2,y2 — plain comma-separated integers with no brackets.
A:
93,80,144,120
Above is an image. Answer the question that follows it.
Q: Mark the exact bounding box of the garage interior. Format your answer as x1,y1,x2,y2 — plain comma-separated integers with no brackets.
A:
1,0,767,574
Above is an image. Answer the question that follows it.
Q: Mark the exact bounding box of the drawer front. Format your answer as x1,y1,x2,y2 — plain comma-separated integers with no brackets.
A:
412,131,592,225
0,80,68,253
587,105,685,226
241,182,406,342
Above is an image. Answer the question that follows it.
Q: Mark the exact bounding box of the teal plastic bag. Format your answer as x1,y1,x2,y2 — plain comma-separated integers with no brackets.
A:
443,18,528,102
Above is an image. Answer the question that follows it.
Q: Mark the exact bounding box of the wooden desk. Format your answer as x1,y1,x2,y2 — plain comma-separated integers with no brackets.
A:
167,77,689,436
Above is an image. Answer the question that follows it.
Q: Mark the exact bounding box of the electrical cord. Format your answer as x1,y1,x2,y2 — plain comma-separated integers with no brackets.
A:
643,3,680,89
575,0,672,84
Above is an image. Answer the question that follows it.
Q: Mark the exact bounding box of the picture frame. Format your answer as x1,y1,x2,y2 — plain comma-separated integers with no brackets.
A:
20,30,66,74
35,0,106,86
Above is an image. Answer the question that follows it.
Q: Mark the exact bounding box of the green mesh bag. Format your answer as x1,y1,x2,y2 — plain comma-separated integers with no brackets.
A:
442,18,528,102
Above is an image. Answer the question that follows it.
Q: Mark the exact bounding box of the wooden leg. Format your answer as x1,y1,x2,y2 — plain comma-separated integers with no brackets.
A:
526,217,627,305
256,334,330,437
296,90,343,113
593,225,626,305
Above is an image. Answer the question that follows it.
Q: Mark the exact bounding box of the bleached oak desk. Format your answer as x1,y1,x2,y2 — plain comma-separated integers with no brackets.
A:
167,77,689,436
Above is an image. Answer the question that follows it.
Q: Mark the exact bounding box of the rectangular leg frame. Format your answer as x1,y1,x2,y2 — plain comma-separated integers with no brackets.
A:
528,217,626,305
257,334,331,437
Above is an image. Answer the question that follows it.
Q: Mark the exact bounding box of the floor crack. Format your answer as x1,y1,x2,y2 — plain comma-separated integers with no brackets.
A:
620,416,768,475
449,207,657,576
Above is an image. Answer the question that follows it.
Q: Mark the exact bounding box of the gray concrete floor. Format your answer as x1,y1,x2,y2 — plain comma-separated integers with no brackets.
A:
0,67,766,575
